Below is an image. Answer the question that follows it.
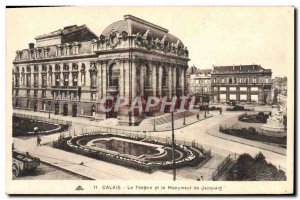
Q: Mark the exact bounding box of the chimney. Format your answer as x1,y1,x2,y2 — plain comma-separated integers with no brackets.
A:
28,43,35,49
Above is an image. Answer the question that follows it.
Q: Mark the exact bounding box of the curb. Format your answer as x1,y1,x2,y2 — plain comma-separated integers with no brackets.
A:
147,114,214,133
39,160,95,180
205,129,286,156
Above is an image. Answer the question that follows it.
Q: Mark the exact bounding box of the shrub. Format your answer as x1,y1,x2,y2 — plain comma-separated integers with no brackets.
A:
248,127,256,135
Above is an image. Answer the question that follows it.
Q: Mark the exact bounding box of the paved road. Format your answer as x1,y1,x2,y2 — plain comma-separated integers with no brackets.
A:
14,162,89,180
13,109,286,177
146,111,286,171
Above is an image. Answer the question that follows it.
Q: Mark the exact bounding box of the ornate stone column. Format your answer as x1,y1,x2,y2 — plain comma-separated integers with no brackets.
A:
124,59,130,99
152,63,157,96
168,65,172,98
102,61,107,98
119,59,125,97
132,61,137,99
181,67,185,95
173,65,176,95
158,65,162,97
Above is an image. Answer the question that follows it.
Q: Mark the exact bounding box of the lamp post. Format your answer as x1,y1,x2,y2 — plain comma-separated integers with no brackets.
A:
183,111,186,125
153,113,156,131
48,101,51,119
171,112,176,181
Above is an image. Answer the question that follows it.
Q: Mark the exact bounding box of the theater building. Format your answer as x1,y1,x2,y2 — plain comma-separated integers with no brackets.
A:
211,65,272,104
12,15,189,124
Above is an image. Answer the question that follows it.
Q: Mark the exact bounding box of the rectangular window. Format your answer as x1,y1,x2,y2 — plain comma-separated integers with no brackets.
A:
220,94,226,100
240,94,247,101
220,87,226,91
265,77,269,83
221,78,225,83
42,90,46,98
44,50,48,58
229,94,236,100
91,93,96,100
251,95,258,102
240,87,247,91
34,91,38,97
253,77,257,83
15,89,19,96
251,87,259,91
229,87,236,91
27,90,30,96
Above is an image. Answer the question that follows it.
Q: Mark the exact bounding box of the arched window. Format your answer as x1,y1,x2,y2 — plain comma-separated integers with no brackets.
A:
63,64,69,71
108,63,120,88
55,64,60,71
72,63,78,71
80,63,86,85
72,74,77,86
42,65,47,71
162,67,168,86
91,74,97,88
34,65,38,72
48,65,52,72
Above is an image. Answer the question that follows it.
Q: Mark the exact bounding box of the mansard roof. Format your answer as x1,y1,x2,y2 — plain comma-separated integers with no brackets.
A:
101,15,184,47
35,24,98,43
213,64,271,74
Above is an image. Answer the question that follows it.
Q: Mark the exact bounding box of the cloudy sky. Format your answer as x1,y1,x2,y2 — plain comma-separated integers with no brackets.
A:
7,7,294,77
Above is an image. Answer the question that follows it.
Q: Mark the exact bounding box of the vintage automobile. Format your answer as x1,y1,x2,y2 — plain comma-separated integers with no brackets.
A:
12,150,40,178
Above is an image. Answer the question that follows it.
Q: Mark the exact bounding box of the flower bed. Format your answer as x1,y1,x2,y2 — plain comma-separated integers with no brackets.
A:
53,132,209,173
219,126,286,146
13,116,68,136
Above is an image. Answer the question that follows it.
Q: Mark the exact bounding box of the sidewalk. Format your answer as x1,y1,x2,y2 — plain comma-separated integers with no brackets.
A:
13,109,213,132
206,115,287,156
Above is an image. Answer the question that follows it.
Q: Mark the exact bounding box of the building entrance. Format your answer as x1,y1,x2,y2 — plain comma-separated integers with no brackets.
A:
63,104,68,116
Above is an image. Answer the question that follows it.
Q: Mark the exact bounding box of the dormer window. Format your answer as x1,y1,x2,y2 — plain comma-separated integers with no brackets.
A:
64,43,70,56
91,40,98,51
56,45,62,56
35,49,40,59
44,48,49,58
73,42,80,54
74,46,79,54
16,51,22,60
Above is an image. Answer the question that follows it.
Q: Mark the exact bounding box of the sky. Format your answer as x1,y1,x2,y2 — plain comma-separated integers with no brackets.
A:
6,7,294,77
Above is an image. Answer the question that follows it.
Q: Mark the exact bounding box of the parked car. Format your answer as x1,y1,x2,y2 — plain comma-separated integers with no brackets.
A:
12,150,40,178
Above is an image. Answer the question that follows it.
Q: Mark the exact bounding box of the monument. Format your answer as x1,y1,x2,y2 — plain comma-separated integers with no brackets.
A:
261,106,286,136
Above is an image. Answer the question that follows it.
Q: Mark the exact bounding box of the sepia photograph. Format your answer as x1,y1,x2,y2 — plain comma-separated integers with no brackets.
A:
6,6,294,195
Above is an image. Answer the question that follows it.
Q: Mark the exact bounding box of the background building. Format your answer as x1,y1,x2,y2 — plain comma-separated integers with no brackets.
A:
12,15,190,124
211,64,272,104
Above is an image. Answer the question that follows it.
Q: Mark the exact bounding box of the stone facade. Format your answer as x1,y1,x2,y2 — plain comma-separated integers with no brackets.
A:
12,15,189,124
211,65,272,104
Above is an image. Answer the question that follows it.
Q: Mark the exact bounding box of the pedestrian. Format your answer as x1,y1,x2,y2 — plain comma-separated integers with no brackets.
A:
37,135,42,146
219,108,222,115
196,113,199,120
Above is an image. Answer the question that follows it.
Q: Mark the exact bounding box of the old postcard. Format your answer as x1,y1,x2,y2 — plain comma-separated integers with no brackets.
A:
6,6,294,195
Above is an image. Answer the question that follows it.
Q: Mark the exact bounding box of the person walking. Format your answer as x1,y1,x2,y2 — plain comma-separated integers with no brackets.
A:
196,113,200,120
219,108,222,115
37,135,42,146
